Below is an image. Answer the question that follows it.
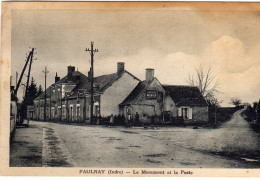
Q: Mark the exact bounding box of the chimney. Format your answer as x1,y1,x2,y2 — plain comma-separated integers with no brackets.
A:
117,62,125,75
55,72,60,83
67,65,75,82
146,68,154,83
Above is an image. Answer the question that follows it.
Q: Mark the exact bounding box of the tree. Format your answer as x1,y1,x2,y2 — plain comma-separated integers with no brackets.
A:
37,84,43,97
257,99,260,125
24,77,38,105
252,101,258,112
187,64,219,105
230,97,242,107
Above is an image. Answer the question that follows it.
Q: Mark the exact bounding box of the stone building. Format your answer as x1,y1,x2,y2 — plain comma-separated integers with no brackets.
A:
33,65,88,121
63,62,140,123
119,68,208,125
33,62,140,123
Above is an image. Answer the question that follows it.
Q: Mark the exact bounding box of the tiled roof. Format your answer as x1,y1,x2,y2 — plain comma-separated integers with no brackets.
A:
34,86,53,100
120,81,208,107
35,71,88,100
68,70,140,98
120,80,148,105
56,71,88,84
163,85,208,107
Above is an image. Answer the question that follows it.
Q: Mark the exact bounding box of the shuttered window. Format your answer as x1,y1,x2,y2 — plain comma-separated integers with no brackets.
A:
179,107,193,120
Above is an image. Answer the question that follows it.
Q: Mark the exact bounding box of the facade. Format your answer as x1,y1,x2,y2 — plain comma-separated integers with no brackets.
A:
63,62,140,123
33,62,140,123
26,105,34,119
163,85,209,124
32,63,208,125
120,68,208,125
33,66,88,121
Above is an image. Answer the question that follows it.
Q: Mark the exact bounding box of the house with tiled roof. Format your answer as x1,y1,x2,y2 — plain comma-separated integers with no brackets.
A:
33,66,88,121
162,85,208,124
61,62,140,123
119,68,208,125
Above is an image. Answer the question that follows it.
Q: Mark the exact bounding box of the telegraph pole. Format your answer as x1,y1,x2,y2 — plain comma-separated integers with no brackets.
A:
86,42,98,124
42,66,49,121
16,72,18,88
25,48,34,99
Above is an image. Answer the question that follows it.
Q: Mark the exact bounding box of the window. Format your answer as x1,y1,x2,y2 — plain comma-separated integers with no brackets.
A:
62,106,65,117
146,90,157,99
182,108,188,119
178,107,193,120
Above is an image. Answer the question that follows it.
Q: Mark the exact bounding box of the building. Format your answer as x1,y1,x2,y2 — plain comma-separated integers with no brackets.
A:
162,85,209,124
33,62,140,123
26,105,34,119
32,63,208,125
62,62,140,123
33,66,88,121
120,68,208,125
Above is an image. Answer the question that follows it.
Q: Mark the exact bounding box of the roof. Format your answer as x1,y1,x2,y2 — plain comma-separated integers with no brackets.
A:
34,85,53,100
120,80,208,107
120,80,148,105
56,71,88,84
163,85,208,107
35,70,88,100
68,70,140,98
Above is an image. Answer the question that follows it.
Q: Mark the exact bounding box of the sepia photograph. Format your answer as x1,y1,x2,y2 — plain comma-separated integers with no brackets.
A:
1,1,260,177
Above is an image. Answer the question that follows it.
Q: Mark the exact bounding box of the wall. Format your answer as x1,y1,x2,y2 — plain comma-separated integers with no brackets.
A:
63,95,100,123
61,84,76,98
100,72,139,117
132,78,165,117
131,105,156,124
33,99,51,121
164,95,177,117
192,106,209,122
27,105,34,119
182,106,209,124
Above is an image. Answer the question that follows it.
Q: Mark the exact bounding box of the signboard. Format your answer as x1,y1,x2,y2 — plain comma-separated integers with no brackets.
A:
146,90,157,99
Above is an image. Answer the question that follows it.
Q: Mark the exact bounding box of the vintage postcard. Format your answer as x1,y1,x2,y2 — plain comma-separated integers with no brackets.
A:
1,1,260,177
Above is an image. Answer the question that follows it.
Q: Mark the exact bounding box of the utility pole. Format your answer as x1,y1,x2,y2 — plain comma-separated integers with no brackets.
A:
42,66,49,121
86,42,98,124
15,49,33,95
50,86,52,121
16,72,18,89
25,48,34,100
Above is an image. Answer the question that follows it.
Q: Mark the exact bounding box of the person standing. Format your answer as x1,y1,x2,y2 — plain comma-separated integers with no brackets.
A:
128,113,131,127
135,112,140,126
110,114,114,125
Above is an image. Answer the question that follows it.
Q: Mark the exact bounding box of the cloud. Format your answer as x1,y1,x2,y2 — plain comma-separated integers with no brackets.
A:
202,35,260,105
203,36,260,74
98,35,260,106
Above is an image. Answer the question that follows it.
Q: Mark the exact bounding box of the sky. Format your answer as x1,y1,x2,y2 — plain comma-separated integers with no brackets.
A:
11,9,260,106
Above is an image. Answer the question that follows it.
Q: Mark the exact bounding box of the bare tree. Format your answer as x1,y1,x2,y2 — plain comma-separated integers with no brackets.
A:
187,64,219,104
230,97,242,107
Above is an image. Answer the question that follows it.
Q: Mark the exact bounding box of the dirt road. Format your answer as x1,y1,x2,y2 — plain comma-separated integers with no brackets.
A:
10,109,260,168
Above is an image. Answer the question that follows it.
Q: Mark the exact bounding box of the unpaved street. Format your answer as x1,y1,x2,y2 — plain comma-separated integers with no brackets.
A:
10,109,260,168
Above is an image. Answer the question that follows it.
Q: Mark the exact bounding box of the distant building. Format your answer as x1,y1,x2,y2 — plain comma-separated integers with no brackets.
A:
27,105,34,119
33,65,88,121
119,68,208,124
